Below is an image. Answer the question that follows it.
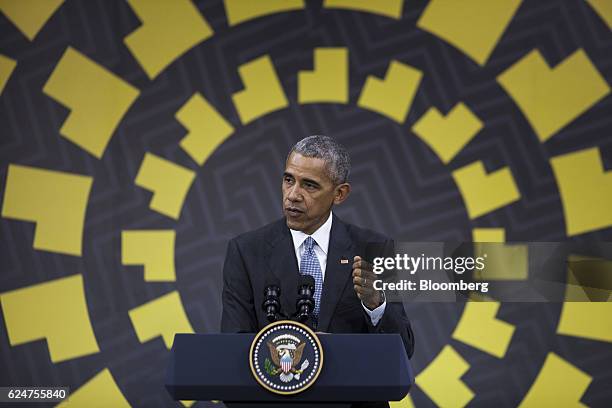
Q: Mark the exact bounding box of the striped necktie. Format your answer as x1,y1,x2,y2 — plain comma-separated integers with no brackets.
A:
300,236,323,321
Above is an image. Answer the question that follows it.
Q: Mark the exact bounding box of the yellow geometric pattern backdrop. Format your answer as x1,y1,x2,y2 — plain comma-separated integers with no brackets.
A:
1,1,611,406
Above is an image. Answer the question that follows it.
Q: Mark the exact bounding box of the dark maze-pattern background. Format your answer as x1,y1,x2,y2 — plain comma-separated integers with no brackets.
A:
1,0,611,406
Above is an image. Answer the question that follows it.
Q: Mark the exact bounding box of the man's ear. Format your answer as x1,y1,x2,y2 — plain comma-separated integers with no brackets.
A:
333,183,351,205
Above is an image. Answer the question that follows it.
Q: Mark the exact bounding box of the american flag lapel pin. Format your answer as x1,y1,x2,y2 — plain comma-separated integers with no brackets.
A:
340,258,349,264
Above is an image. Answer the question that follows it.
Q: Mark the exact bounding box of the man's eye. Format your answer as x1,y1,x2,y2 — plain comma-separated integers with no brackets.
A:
305,183,317,189
284,177,293,184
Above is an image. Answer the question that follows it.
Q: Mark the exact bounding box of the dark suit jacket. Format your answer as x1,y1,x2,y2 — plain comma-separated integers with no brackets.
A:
221,214,414,359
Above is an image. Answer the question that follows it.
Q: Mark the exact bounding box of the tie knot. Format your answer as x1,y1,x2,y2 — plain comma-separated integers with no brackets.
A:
304,236,316,252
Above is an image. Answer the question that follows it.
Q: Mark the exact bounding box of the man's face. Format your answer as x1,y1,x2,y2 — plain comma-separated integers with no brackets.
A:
282,153,346,235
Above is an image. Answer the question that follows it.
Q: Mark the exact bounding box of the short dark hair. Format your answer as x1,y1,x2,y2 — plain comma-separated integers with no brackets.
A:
288,135,351,185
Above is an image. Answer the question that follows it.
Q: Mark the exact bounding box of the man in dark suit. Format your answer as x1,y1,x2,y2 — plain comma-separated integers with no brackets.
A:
221,135,414,361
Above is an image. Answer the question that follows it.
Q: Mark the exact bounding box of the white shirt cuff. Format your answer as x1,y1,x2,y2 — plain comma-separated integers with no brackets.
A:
362,299,386,326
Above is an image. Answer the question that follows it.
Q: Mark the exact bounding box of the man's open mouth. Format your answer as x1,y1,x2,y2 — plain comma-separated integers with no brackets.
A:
285,207,304,217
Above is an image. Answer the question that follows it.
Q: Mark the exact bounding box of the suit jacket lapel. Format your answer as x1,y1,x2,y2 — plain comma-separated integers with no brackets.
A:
318,215,353,332
266,221,300,319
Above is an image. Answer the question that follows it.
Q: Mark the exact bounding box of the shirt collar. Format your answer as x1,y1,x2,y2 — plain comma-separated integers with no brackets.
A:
289,211,333,254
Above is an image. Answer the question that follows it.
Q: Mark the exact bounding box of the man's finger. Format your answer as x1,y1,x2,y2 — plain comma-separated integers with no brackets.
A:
355,269,378,283
352,276,368,286
354,283,369,292
353,258,373,270
354,281,376,294
353,269,376,279
353,256,372,266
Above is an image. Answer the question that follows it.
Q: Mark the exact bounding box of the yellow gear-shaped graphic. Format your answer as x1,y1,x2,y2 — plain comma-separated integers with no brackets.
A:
1,1,611,407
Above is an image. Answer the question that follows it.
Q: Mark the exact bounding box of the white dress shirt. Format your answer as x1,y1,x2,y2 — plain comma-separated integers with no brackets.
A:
289,212,386,326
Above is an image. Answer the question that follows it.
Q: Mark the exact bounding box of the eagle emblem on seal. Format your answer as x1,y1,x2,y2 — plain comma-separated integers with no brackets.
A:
265,334,310,383
250,321,323,394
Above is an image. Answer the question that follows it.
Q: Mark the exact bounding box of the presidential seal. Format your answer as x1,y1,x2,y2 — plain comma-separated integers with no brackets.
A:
249,320,324,395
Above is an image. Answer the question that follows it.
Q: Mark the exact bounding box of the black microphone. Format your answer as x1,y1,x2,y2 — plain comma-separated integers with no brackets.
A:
263,279,282,323
295,275,316,324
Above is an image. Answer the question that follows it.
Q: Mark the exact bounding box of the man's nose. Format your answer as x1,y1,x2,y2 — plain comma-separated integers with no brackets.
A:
287,184,302,201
